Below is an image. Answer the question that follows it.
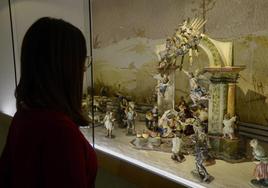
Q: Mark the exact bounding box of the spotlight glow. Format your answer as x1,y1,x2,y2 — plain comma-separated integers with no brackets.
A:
1,103,16,116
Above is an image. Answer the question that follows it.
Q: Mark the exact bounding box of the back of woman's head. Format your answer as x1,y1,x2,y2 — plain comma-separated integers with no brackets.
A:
16,17,88,126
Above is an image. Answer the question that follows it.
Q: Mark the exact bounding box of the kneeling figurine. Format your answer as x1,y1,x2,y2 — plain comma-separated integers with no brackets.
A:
222,114,237,140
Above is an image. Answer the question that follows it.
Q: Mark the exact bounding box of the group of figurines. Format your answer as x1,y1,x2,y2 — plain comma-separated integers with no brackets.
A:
97,89,216,182
98,95,267,186
101,97,137,138
154,67,210,107
97,73,239,184
148,98,215,183
95,73,265,186
95,64,241,184
94,17,266,186
150,18,234,183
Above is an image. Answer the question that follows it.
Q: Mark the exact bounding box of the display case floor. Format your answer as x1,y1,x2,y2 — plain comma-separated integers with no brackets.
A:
81,122,255,188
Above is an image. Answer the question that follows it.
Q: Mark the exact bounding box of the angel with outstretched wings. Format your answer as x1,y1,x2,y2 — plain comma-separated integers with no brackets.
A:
153,74,170,98
182,68,210,105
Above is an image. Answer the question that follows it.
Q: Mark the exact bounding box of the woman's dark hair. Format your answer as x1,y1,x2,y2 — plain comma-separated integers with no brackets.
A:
15,17,88,126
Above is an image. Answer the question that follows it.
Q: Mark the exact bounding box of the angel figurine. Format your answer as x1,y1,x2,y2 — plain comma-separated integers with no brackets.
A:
155,18,206,72
250,139,268,187
154,74,170,98
182,68,209,105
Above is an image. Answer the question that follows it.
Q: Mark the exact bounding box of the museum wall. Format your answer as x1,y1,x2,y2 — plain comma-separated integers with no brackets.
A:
0,0,91,116
0,0,17,116
10,0,90,79
92,0,268,126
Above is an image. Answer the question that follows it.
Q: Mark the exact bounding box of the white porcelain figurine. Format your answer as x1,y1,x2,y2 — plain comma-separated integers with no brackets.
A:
103,111,115,138
222,114,237,140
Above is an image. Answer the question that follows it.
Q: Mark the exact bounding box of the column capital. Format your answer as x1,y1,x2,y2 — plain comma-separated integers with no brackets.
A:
203,66,246,84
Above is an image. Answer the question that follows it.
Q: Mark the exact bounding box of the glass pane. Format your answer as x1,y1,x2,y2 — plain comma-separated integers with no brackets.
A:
80,57,94,145
90,1,267,187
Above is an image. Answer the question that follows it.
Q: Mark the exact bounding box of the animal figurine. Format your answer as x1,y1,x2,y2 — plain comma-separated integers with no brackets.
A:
222,114,237,140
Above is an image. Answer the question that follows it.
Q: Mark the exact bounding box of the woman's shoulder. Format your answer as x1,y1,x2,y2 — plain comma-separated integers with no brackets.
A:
12,108,79,133
7,109,87,154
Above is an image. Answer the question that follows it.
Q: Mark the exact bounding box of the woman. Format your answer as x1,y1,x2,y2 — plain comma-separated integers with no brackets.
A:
0,17,97,187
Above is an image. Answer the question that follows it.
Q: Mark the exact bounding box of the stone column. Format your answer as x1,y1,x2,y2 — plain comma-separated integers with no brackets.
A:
227,83,236,117
208,82,227,135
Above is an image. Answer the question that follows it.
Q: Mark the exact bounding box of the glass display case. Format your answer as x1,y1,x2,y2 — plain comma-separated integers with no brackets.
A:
81,1,268,187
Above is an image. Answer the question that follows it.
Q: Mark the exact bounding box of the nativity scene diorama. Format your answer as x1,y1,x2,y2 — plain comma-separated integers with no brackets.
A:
81,17,268,187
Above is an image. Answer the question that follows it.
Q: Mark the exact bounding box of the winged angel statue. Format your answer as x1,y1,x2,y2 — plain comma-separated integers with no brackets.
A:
182,68,210,105
155,18,207,75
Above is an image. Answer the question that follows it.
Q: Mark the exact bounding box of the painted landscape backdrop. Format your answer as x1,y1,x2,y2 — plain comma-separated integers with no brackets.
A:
92,0,268,126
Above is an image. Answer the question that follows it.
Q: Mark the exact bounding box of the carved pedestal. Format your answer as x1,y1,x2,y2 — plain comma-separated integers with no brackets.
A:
205,66,245,160
221,138,240,159
204,66,245,136
208,135,242,161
